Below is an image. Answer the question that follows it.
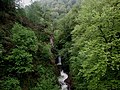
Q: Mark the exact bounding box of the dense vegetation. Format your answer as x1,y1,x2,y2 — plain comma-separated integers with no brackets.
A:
55,0,120,89
0,0,59,90
0,0,120,90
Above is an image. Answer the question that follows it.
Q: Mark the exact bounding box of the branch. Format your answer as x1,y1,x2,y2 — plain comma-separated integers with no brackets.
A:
98,26,108,43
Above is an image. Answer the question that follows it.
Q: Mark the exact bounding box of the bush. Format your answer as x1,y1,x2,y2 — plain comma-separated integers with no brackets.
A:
0,77,21,90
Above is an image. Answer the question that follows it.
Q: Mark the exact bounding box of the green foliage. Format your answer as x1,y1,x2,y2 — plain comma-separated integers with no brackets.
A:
0,22,59,89
31,64,59,90
32,0,78,20
54,4,80,64
25,1,51,25
0,0,61,89
2,0,120,89
3,23,38,74
39,43,52,60
70,0,120,89
6,49,33,73
11,23,38,52
0,77,21,90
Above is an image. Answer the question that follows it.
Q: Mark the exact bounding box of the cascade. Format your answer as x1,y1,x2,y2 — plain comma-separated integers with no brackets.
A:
50,34,71,90
57,56,62,65
57,57,70,90
58,70,68,90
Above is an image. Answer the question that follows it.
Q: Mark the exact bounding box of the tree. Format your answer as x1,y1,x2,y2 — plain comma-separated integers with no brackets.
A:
5,23,38,73
70,0,120,89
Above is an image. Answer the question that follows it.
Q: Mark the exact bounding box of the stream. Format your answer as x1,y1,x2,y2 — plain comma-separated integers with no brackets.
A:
57,56,70,90
50,34,71,90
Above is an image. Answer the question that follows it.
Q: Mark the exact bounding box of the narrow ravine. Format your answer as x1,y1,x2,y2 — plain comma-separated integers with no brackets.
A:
50,34,71,90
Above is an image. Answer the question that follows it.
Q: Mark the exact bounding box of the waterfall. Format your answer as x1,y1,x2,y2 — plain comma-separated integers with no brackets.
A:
57,57,69,90
58,70,68,90
49,34,70,90
57,56,62,65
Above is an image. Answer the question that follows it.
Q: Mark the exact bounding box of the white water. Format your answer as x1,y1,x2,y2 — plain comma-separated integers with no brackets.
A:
57,56,62,65
49,34,69,90
61,84,68,90
58,70,68,90
56,56,69,90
